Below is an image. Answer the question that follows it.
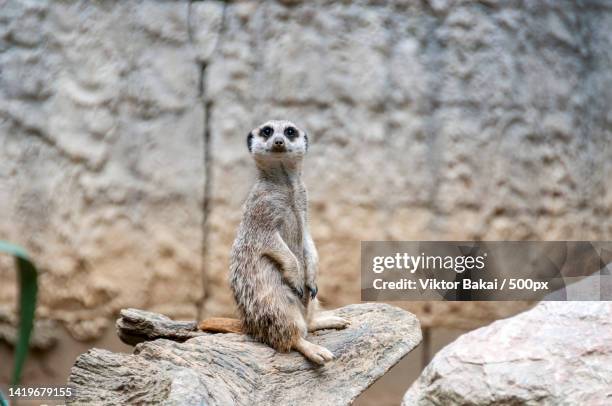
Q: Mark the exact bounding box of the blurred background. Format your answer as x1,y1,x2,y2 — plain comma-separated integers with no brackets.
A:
0,0,610,405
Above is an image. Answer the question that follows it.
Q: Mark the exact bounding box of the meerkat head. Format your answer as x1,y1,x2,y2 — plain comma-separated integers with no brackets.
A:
246,120,309,164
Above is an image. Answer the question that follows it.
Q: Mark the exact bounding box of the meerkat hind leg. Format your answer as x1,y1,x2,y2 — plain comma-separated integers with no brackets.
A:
308,314,350,331
293,337,335,365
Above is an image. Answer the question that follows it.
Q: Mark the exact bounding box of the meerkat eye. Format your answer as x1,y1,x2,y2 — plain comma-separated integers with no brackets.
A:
260,126,273,138
284,126,297,139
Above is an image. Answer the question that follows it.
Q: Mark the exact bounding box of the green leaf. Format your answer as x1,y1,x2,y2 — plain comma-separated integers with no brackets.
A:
0,241,38,386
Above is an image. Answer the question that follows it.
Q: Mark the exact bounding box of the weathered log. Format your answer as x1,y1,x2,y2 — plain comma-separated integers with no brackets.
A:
116,308,202,345
68,303,421,405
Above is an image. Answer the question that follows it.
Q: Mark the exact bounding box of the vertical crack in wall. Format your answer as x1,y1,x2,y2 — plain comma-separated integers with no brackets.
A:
187,0,228,320
573,1,603,239
198,63,213,320
381,5,398,242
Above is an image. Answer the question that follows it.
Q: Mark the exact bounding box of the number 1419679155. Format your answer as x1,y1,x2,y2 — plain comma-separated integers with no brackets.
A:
8,385,74,400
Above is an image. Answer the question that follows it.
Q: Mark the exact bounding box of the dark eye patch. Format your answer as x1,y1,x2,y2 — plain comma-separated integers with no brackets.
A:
260,126,273,138
247,132,253,152
284,126,297,139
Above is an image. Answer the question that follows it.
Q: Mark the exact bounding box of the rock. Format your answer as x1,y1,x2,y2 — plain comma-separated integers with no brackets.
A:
403,302,612,405
68,303,421,405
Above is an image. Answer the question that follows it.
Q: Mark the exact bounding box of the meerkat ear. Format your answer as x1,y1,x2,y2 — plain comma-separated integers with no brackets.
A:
304,132,309,151
247,132,253,152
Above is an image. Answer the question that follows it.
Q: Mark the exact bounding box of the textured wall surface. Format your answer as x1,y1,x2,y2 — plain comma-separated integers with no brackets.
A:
1,0,611,345
0,0,213,339
201,0,612,327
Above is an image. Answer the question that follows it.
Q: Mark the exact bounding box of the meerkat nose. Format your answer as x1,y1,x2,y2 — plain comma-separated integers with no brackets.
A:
274,137,285,146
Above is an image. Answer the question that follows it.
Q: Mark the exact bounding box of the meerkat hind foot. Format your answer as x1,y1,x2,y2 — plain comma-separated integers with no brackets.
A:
309,315,350,331
294,337,334,365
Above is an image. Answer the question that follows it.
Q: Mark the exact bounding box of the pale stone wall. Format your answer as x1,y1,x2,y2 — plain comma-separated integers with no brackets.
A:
1,0,611,347
201,0,612,328
0,0,212,339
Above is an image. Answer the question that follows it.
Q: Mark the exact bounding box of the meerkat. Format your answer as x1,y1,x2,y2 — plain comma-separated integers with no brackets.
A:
199,120,349,365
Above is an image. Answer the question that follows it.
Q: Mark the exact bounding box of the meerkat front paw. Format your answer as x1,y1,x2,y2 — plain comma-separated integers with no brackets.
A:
289,284,305,299
284,276,305,299
307,283,318,299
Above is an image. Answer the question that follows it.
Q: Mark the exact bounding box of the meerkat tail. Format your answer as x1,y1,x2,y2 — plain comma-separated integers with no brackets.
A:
198,317,243,334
